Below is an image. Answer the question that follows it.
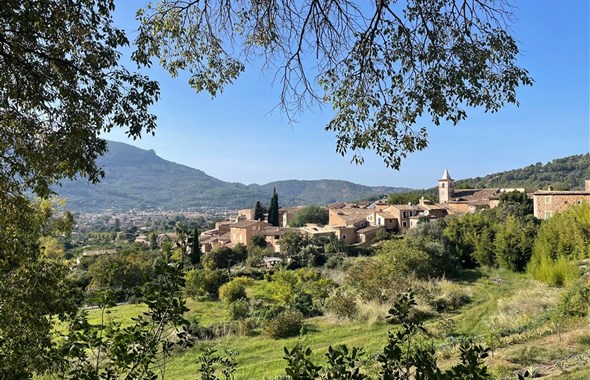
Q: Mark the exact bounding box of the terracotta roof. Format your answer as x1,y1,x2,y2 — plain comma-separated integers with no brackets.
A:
388,204,419,211
328,202,348,209
232,220,269,228
418,203,448,211
375,211,396,218
256,227,294,236
448,189,499,205
333,208,373,224
357,225,384,234
299,225,338,234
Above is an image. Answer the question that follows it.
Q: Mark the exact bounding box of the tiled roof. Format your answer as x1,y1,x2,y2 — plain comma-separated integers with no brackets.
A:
333,208,373,224
357,225,384,234
388,204,419,211
256,227,294,236
232,220,268,228
449,189,499,205
375,211,396,218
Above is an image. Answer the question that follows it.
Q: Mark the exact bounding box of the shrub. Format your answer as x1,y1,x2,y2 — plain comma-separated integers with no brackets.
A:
188,319,261,340
264,310,304,339
290,290,322,317
559,280,590,317
219,277,252,304
324,255,344,269
379,239,436,279
228,298,250,320
528,255,578,287
248,297,283,320
185,268,229,299
325,288,358,320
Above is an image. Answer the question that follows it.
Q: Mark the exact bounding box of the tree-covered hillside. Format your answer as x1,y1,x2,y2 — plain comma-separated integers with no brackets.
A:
56,141,408,211
457,154,590,190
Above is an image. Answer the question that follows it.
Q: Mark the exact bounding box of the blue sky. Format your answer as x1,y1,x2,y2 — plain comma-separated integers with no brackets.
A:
106,1,589,189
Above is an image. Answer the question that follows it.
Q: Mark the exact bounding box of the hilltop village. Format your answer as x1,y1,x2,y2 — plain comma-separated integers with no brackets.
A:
198,170,590,259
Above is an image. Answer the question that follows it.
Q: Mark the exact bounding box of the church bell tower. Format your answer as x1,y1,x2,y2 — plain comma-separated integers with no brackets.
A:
438,169,454,203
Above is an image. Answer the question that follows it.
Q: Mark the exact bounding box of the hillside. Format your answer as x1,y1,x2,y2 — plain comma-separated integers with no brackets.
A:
457,154,590,190
56,141,408,212
388,153,590,204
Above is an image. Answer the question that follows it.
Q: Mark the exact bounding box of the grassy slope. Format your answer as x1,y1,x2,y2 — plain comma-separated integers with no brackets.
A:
82,270,590,379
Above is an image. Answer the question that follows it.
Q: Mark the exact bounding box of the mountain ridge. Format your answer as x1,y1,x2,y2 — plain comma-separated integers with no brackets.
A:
56,141,409,212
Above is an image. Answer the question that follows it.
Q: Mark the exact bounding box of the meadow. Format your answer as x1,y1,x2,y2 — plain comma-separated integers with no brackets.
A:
83,268,590,379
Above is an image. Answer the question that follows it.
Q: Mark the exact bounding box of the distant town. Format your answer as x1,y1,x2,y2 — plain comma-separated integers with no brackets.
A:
77,169,590,264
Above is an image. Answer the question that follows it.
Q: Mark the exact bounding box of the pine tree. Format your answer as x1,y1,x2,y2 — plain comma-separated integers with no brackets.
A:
254,201,264,221
267,188,280,227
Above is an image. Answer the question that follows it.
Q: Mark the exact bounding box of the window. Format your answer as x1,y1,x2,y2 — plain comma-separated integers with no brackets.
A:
544,211,553,219
442,183,445,188
402,221,407,227
544,196,552,205
342,234,346,240
402,211,406,218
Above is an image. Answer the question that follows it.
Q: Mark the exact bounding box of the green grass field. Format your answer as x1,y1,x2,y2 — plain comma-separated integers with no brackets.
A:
63,269,590,379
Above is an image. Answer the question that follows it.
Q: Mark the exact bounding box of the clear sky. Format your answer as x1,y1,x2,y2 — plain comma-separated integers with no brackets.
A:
106,1,589,189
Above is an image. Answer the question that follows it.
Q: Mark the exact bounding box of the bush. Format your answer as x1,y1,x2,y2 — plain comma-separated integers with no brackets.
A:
528,255,578,287
290,290,322,317
264,310,304,339
219,277,252,304
560,280,590,317
325,288,358,320
379,239,436,279
228,298,250,320
185,268,229,299
324,255,344,269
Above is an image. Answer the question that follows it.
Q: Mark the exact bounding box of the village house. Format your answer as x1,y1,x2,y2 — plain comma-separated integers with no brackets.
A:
229,219,271,246
255,226,293,253
532,180,590,219
199,229,230,253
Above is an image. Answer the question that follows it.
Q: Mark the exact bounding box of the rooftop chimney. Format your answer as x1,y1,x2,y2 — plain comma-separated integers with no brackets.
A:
585,180,590,192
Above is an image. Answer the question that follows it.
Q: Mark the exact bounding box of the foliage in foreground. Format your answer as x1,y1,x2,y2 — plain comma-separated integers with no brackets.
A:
55,263,190,379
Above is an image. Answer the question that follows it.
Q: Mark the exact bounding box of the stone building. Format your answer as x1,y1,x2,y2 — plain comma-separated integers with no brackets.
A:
532,180,590,219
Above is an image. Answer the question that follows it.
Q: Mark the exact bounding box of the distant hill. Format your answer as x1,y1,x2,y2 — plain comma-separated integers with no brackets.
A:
457,154,590,190
387,153,590,204
56,141,408,212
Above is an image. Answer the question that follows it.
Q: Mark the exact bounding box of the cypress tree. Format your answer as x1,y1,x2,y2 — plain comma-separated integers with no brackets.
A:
268,187,280,227
189,228,201,265
254,201,264,221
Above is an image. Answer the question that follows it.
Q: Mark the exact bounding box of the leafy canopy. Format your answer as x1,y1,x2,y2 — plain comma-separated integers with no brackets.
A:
135,0,532,169
1,0,159,199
